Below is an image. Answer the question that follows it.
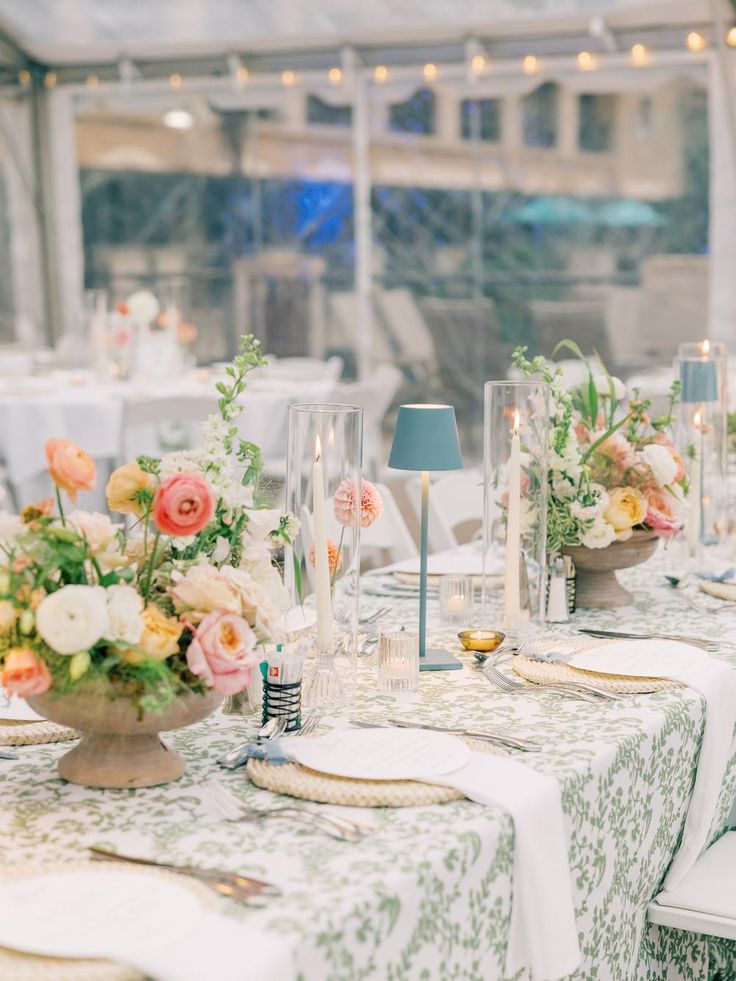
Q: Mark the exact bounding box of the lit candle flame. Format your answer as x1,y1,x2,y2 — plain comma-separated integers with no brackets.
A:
513,409,520,434
702,338,710,356
693,410,702,429
315,434,322,461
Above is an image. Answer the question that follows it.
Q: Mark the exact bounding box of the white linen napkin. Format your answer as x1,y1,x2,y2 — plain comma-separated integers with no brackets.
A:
0,688,43,721
570,640,736,891
428,751,581,980
383,548,503,577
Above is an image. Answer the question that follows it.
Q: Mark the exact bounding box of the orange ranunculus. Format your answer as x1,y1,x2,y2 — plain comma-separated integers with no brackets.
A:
1,647,51,697
120,605,183,664
45,439,96,502
106,462,155,517
153,473,215,538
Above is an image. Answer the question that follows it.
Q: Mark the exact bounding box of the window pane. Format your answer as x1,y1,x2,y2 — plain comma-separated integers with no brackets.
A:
306,95,352,128
389,88,436,135
522,83,558,148
460,99,501,142
579,94,616,152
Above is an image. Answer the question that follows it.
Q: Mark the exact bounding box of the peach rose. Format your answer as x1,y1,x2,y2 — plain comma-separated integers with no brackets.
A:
603,487,647,541
153,473,215,537
186,610,257,694
595,431,637,472
170,562,241,623
644,486,684,539
122,604,182,664
0,600,17,632
1,647,51,697
45,439,96,502
106,462,155,518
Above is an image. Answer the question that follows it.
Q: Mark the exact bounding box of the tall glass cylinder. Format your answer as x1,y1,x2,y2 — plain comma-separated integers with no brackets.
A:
675,354,727,556
483,381,549,638
285,404,363,699
677,341,729,544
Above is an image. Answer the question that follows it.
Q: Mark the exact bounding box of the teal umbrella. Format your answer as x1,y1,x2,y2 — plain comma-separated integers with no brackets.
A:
510,195,594,226
597,199,663,228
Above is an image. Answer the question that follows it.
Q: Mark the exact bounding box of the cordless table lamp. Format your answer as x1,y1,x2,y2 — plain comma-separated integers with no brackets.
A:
388,404,463,671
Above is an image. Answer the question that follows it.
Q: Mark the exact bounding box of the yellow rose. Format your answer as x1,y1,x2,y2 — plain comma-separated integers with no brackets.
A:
121,604,182,664
603,487,647,541
106,462,155,518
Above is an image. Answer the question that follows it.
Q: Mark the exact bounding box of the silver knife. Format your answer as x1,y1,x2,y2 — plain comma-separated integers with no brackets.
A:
578,628,719,651
385,718,542,752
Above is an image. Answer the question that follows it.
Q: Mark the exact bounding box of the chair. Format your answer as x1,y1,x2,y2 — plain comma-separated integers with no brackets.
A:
120,395,218,463
408,469,483,551
333,364,403,479
648,832,736,941
267,356,344,382
530,298,612,367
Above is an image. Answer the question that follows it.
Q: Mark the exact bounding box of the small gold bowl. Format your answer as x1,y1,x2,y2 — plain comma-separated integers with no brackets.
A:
457,629,505,653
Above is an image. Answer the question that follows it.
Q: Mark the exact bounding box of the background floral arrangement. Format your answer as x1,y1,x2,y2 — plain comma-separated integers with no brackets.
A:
514,341,687,551
0,335,297,715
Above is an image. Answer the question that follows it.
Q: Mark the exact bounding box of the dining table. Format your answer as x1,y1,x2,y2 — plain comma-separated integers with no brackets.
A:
1,546,735,980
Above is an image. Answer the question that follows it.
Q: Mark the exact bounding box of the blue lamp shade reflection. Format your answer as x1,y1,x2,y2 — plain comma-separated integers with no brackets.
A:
388,404,463,671
680,360,718,403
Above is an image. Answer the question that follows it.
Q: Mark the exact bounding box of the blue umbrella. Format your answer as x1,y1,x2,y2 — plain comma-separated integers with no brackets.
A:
510,195,594,226
597,199,663,228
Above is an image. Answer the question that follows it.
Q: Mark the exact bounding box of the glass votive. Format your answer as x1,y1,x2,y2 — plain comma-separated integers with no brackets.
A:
378,631,419,694
438,575,474,624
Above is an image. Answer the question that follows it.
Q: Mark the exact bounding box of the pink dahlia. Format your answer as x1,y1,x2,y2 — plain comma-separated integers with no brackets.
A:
333,478,383,529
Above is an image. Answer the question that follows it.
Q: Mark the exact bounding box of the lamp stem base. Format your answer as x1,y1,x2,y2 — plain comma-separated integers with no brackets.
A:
419,649,463,672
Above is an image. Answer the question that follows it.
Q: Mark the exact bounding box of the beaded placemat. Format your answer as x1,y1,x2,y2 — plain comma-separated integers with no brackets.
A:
700,580,736,603
0,862,211,981
247,736,503,808
0,719,78,747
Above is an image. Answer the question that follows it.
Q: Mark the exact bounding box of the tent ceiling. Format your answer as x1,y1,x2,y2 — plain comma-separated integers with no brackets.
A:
0,0,712,65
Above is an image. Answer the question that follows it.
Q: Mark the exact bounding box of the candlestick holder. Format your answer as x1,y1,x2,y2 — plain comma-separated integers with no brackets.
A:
482,381,549,639
302,641,346,710
676,343,729,547
285,403,363,692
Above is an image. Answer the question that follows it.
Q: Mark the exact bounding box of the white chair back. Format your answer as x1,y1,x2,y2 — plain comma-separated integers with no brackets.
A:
408,469,483,552
120,395,217,462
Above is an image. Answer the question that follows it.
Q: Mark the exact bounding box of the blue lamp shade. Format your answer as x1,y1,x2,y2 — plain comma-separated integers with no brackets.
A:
680,360,718,403
388,404,463,472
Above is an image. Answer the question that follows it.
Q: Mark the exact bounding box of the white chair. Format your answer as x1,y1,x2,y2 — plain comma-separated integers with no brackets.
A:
648,832,736,941
408,469,484,552
120,395,218,462
333,364,403,479
267,356,343,382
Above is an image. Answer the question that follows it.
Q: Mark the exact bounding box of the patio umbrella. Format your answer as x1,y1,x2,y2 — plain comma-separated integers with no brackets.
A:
510,195,594,227
597,199,664,228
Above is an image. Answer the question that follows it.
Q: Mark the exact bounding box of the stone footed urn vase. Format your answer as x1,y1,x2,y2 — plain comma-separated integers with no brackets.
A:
29,682,222,789
562,530,659,609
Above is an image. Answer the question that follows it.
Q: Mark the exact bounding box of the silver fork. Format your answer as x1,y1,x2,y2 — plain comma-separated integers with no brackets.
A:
482,660,617,702
219,713,320,770
204,779,374,842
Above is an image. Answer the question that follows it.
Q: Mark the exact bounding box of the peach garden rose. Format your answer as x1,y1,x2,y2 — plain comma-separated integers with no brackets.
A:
1,647,51,697
45,439,96,502
186,610,257,694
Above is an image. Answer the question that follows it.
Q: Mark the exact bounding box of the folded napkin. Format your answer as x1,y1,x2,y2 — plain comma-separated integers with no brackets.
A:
0,689,43,722
383,548,503,577
570,640,736,891
428,751,580,980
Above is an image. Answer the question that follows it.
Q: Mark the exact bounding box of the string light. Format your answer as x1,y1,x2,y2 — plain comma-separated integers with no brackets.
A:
163,108,194,130
686,31,707,52
236,65,249,84
169,72,183,89
328,66,342,85
373,65,389,83
44,71,57,88
522,55,538,75
577,51,598,71
471,53,487,75
17,69,31,87
728,27,736,46
423,62,437,81
281,70,296,86
630,43,649,67
86,74,99,90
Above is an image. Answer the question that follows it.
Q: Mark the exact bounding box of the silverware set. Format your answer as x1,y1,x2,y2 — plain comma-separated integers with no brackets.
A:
664,575,733,616
481,658,622,703
349,717,542,753
89,846,280,905
204,779,377,843
219,712,321,770
577,627,719,651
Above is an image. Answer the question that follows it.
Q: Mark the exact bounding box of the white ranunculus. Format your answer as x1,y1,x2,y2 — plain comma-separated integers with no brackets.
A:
36,584,109,655
246,508,283,542
593,374,626,400
641,442,677,487
211,535,231,565
105,584,144,645
68,510,119,554
581,518,617,550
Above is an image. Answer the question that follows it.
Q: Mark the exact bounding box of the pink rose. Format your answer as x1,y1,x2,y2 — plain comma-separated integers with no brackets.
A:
333,478,384,528
1,648,52,697
153,473,215,537
644,487,684,539
186,611,257,694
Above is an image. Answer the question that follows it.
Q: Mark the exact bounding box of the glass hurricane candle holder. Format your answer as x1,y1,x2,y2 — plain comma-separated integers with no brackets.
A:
377,631,420,694
285,404,363,699
438,575,474,625
482,381,549,638
675,354,727,556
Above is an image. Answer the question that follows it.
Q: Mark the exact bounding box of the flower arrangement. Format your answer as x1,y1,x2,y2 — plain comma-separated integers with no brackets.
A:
0,335,295,714
307,477,383,584
513,341,687,551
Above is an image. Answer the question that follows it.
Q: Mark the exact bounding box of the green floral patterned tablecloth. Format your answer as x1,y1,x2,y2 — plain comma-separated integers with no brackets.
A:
1,550,735,980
